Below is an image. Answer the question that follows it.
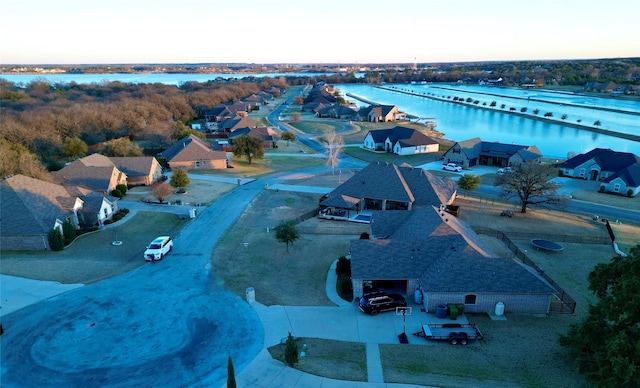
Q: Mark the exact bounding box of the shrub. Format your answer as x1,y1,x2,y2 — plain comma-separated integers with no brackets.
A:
120,208,130,214
599,185,606,193
284,332,298,366
48,228,64,251
111,189,123,198
104,219,114,225
627,189,633,197
336,256,351,278
359,232,369,239
62,219,76,245
337,273,353,301
116,184,127,195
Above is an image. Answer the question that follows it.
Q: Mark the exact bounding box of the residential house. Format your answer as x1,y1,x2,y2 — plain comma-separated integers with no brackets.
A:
442,137,542,168
350,206,556,314
354,104,406,122
316,104,357,119
109,157,163,186
363,126,439,155
320,162,457,214
584,81,618,93
560,148,640,197
218,115,257,133
205,104,235,123
325,162,557,314
228,126,280,149
158,135,228,170
52,153,127,194
1,175,117,250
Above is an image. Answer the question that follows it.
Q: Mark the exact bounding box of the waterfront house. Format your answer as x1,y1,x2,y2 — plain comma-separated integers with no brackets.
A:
363,126,439,155
354,104,406,122
560,148,640,197
442,138,542,168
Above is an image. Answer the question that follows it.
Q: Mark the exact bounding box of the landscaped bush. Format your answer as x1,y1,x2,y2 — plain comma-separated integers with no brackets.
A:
120,208,130,214
336,255,351,278
111,189,123,198
599,185,606,193
627,189,633,197
48,228,64,251
337,273,353,302
116,184,127,195
359,232,369,240
62,219,76,245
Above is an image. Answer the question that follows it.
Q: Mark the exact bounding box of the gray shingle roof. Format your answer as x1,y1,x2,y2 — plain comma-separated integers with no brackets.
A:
1,175,79,234
328,162,456,206
561,148,640,172
159,135,226,163
351,206,555,294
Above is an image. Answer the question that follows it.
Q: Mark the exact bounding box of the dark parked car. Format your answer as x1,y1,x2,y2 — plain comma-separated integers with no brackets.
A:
358,293,406,316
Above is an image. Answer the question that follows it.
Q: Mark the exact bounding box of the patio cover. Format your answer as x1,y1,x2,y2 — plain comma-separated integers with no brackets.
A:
320,194,360,209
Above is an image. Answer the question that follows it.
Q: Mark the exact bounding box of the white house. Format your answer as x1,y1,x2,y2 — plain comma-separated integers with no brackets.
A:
363,126,439,155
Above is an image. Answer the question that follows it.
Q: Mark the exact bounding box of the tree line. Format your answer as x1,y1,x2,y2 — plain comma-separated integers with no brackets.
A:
0,77,288,180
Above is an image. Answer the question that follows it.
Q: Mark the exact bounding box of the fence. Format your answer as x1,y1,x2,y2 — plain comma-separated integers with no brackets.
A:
474,227,578,314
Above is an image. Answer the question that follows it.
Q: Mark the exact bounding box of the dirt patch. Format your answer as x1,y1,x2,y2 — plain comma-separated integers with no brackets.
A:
126,180,235,206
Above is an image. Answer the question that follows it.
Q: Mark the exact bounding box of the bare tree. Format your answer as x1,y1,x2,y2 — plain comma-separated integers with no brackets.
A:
495,161,562,213
324,130,344,175
290,111,301,123
152,182,172,204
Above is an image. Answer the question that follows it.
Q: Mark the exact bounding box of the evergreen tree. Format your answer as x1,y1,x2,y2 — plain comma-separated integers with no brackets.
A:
274,220,299,253
226,354,236,388
560,245,640,388
170,168,191,193
284,332,298,366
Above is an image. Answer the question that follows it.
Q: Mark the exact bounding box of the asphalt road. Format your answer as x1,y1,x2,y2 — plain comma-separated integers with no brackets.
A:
0,183,266,387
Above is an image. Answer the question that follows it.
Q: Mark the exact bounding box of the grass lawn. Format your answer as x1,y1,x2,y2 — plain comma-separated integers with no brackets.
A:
0,212,187,284
289,121,343,135
268,338,367,382
343,145,443,165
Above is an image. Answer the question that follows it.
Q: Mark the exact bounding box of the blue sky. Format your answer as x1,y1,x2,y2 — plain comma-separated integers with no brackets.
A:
1,0,639,65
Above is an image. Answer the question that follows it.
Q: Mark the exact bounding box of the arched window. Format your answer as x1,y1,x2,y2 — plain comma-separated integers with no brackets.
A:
464,294,477,304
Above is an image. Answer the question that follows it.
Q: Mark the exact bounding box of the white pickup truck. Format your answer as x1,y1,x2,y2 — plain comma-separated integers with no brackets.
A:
442,163,462,172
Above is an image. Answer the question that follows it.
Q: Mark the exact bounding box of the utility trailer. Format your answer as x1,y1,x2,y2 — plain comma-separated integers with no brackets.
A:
413,323,483,345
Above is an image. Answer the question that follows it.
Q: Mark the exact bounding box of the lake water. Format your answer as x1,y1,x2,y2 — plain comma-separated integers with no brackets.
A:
0,72,331,86
2,73,638,159
337,84,640,159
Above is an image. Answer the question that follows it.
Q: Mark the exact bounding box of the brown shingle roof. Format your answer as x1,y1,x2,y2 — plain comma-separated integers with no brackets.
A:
159,135,226,163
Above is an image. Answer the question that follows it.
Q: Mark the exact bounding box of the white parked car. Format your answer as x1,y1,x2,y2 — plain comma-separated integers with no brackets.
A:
442,163,462,172
497,167,514,174
144,236,173,261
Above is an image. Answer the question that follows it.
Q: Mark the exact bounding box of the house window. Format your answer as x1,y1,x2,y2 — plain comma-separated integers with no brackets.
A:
613,184,621,192
103,208,109,218
464,294,477,304
195,161,200,167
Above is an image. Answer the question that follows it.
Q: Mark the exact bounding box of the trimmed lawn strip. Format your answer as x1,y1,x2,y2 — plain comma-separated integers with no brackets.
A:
289,122,342,135
268,338,367,382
